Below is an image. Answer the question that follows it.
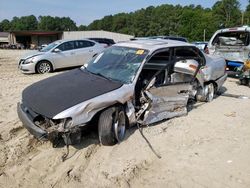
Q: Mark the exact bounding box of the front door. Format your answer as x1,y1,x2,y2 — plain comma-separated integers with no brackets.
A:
137,46,203,125
52,41,77,69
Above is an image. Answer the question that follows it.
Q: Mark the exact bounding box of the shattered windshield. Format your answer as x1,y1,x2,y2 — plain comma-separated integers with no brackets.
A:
82,46,148,84
212,31,250,46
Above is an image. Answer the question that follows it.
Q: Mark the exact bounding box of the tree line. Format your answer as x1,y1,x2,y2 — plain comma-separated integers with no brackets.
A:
1,0,250,41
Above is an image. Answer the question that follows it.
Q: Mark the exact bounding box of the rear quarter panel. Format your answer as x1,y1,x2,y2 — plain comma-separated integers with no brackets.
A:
203,54,226,81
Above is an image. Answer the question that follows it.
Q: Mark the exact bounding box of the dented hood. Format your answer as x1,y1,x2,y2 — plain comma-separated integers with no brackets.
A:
22,69,122,118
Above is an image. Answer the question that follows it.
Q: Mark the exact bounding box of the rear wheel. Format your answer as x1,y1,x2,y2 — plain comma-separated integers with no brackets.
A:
206,83,215,102
196,83,215,102
36,61,52,74
98,107,126,146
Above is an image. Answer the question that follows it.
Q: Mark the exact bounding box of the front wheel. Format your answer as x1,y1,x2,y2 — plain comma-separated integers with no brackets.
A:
36,61,53,74
98,107,126,146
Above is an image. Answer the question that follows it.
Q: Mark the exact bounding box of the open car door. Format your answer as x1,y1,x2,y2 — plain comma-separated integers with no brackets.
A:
140,82,192,125
137,47,203,125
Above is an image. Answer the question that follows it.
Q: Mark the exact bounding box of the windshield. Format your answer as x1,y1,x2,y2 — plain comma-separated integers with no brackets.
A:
212,31,250,46
82,46,148,84
40,41,60,52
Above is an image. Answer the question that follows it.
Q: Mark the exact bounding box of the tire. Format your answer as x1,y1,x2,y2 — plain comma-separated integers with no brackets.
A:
98,107,126,146
36,61,53,74
205,83,215,102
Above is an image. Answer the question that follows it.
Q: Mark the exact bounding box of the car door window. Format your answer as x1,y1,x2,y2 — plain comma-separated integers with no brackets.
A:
174,46,205,65
138,49,173,87
75,40,95,49
57,41,75,51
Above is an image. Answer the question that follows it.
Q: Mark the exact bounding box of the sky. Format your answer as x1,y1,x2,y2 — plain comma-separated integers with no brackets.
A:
0,0,249,26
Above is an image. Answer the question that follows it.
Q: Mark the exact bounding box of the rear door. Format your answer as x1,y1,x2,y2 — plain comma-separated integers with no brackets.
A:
74,40,97,66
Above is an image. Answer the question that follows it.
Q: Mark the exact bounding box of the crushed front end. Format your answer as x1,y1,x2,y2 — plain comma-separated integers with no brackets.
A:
17,103,82,145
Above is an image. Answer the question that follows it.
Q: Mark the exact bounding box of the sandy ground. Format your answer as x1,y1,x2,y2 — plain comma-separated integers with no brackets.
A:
0,49,250,188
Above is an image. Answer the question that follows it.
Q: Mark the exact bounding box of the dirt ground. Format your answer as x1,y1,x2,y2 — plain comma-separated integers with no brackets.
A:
0,49,249,188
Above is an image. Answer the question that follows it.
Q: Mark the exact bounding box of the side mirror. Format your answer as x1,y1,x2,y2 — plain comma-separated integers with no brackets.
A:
53,48,61,53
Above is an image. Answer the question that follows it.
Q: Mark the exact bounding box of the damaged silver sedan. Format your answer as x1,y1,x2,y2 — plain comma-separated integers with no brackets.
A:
17,39,227,146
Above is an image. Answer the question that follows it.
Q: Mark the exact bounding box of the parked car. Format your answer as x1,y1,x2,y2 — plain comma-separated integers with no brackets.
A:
192,41,208,52
17,39,227,146
88,38,115,48
18,39,105,74
208,26,250,71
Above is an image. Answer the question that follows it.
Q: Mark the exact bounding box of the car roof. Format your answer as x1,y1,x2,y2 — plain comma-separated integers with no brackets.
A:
55,39,97,43
217,26,250,33
114,39,194,52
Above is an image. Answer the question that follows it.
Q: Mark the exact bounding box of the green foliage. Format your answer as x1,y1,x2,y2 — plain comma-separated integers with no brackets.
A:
78,25,87,31
10,15,38,31
0,0,245,41
86,0,243,41
212,0,241,27
38,16,77,31
0,15,77,31
0,19,11,31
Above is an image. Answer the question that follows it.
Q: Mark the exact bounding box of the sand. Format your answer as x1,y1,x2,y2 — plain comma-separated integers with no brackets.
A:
0,49,250,188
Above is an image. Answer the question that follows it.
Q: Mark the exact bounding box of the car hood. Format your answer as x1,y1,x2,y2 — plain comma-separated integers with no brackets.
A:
22,69,123,118
21,51,45,60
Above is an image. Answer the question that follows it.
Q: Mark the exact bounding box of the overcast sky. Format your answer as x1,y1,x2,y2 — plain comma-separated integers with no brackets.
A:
0,0,248,26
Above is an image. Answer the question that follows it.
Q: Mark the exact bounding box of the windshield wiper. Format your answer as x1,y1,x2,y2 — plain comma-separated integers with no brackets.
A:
81,66,123,83
93,72,113,81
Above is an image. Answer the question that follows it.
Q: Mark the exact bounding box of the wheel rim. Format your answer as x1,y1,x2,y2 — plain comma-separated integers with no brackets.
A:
114,111,126,142
39,62,51,73
207,83,214,102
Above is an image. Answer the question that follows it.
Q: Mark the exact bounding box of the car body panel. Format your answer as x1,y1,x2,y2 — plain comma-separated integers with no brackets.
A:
141,84,191,125
18,39,104,73
22,68,122,118
208,26,250,69
18,39,227,141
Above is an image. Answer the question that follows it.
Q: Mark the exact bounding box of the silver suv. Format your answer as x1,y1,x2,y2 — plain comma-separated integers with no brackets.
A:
18,39,105,74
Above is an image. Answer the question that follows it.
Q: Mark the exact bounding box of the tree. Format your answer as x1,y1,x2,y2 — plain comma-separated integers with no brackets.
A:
0,19,11,31
78,25,87,31
244,0,250,24
212,0,241,27
38,16,77,31
10,15,38,31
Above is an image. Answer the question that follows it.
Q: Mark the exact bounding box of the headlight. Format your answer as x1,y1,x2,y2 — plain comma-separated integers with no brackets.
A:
23,57,35,64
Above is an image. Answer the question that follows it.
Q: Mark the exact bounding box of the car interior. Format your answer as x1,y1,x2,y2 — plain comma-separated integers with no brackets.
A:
134,47,204,107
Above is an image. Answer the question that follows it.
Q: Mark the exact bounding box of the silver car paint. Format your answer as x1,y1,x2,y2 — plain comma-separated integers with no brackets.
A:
53,84,135,126
51,40,226,127
19,39,104,73
208,27,250,63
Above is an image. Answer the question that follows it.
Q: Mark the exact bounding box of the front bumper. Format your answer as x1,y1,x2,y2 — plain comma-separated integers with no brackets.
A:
17,102,48,140
18,60,36,74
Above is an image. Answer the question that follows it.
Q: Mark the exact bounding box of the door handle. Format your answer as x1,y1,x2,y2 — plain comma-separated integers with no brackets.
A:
71,52,75,55
89,49,93,52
